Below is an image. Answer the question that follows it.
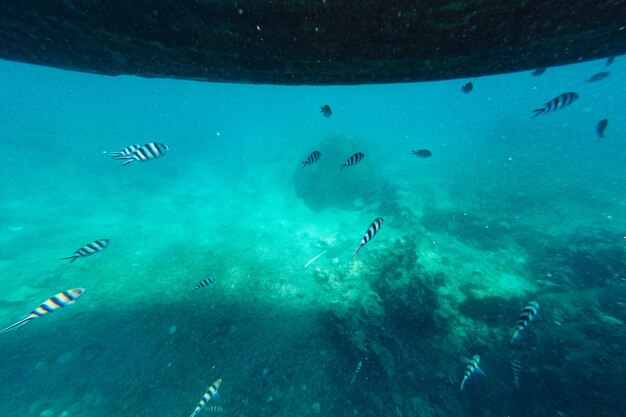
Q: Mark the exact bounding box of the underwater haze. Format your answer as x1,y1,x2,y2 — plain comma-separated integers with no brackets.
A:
0,57,625,417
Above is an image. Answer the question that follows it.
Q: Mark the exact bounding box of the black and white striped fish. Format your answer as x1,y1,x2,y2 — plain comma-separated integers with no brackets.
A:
60,239,110,263
511,357,522,388
302,151,321,167
532,92,579,118
350,360,362,385
353,217,383,259
103,144,141,159
194,277,214,290
320,104,332,118
119,142,169,166
0,288,86,334
190,378,222,417
340,152,365,170
460,354,485,391
412,149,432,158
511,301,540,343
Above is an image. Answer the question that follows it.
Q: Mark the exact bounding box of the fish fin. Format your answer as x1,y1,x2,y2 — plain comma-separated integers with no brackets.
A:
121,159,135,167
531,109,545,118
301,161,308,167
460,379,466,391
476,366,486,377
0,316,32,334
339,164,346,170
511,329,521,343
59,256,79,263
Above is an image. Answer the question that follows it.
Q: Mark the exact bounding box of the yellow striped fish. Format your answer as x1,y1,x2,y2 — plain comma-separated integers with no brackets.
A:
0,288,86,334
190,378,222,417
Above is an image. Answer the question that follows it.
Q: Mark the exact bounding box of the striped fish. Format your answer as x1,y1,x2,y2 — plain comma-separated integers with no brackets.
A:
194,277,214,290
353,217,383,259
460,354,485,391
302,151,321,167
511,357,522,388
412,149,432,158
190,378,222,417
339,152,365,170
511,301,540,343
350,360,362,385
103,144,141,159
0,288,86,334
532,92,578,118
206,406,223,413
119,142,169,166
60,239,110,263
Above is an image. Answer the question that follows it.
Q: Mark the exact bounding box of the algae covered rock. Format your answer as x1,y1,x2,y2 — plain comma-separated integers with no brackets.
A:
294,134,381,211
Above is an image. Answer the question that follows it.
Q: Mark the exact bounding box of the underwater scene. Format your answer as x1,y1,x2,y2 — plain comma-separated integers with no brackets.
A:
0,57,625,417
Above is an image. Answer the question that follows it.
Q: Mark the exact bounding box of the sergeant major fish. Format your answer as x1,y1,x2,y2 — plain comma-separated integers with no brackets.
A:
119,142,169,166
340,152,365,170
190,378,222,417
60,239,110,263
511,301,540,343
412,149,432,158
1,288,86,334
320,104,332,118
532,92,578,118
353,217,383,259
103,144,140,159
302,151,321,167
461,354,485,391
511,357,522,388
194,277,214,290
597,119,608,138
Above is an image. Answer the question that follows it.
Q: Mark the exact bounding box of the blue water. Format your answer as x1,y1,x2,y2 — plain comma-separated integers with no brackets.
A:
0,58,625,417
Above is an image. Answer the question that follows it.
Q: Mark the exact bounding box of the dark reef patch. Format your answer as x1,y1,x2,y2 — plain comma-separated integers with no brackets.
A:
458,294,518,327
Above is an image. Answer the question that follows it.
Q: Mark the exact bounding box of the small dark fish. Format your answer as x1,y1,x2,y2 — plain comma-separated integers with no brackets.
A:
194,278,214,290
119,142,169,166
511,301,539,343
461,82,473,93
412,149,432,158
531,68,547,76
511,358,522,388
606,56,615,66
350,360,362,385
103,144,141,159
585,71,610,83
353,217,383,259
60,239,110,263
532,92,578,118
461,355,485,391
302,151,321,167
597,119,608,138
339,152,365,170
320,104,332,118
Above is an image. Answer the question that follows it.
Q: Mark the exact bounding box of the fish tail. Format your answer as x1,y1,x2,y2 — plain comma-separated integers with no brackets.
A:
59,255,79,263
352,244,363,259
121,159,135,167
301,161,309,167
511,329,521,343
531,109,545,118
0,316,32,334
460,378,466,391
339,163,346,170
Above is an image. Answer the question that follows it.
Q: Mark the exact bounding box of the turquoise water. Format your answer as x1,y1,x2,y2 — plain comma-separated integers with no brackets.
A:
0,58,625,417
